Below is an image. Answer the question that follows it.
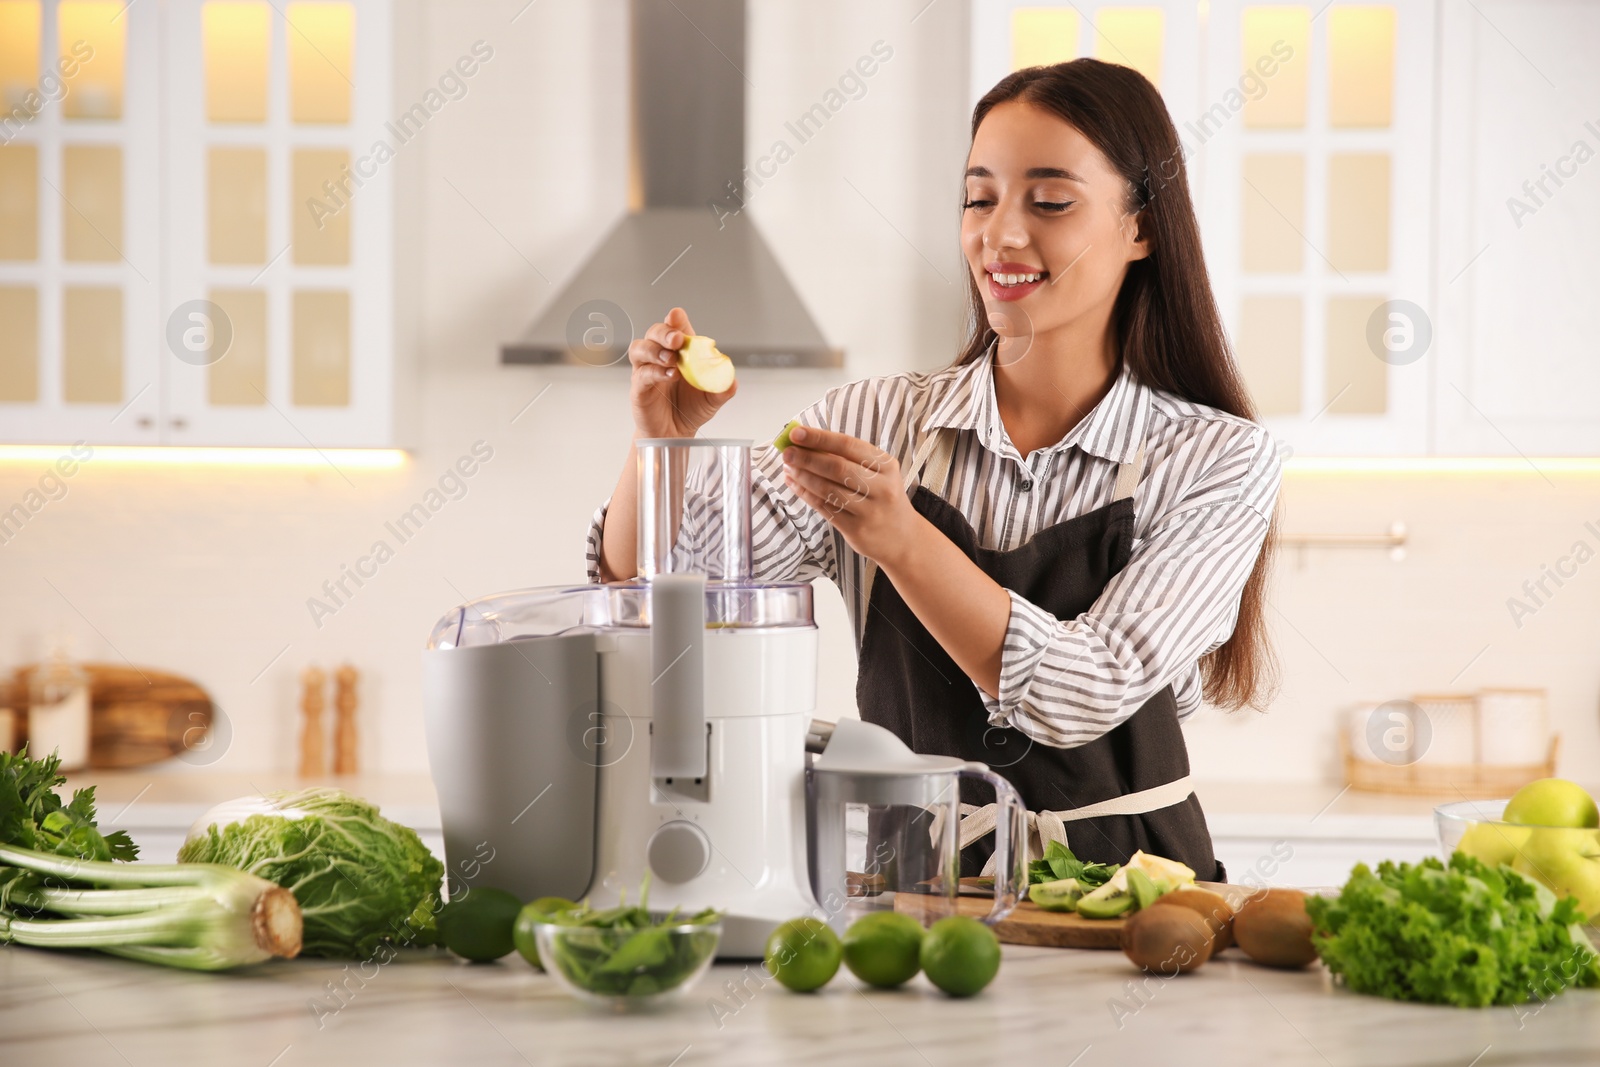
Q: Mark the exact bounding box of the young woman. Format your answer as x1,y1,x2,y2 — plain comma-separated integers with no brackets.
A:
588,59,1279,882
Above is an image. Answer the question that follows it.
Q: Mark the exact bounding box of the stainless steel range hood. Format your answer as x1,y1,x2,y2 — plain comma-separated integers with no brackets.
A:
501,0,841,368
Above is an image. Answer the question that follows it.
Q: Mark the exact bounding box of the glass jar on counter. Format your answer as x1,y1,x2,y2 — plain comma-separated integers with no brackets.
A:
30,648,91,770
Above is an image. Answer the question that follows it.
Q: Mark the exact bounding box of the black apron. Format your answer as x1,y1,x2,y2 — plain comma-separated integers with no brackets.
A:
854,426,1223,881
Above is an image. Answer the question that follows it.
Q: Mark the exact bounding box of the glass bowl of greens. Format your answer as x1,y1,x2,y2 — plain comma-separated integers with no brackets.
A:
535,902,722,1009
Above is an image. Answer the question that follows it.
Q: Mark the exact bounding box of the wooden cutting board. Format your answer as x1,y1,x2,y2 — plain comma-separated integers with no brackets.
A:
894,880,1242,950
7,663,215,769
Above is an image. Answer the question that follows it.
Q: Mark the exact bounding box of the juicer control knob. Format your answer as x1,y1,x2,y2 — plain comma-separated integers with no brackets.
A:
647,821,711,884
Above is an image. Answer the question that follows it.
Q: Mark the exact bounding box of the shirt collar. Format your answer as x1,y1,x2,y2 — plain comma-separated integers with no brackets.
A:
922,349,1150,464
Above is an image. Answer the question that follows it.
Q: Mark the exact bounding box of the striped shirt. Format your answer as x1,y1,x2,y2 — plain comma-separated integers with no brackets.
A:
584,352,1281,749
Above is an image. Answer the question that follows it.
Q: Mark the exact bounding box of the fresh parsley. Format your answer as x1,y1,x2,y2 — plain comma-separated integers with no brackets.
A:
0,747,138,863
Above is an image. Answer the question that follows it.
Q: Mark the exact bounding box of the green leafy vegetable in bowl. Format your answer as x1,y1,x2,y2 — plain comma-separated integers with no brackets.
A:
536,880,720,1004
1307,853,1600,1007
178,788,444,959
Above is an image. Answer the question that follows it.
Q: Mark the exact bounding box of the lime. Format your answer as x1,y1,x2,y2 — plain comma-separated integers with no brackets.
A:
437,887,523,962
842,912,924,988
512,896,577,970
920,916,1001,997
764,917,842,992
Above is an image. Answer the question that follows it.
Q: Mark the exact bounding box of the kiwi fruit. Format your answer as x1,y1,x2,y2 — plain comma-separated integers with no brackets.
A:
1151,886,1235,952
1120,903,1214,975
1232,888,1318,969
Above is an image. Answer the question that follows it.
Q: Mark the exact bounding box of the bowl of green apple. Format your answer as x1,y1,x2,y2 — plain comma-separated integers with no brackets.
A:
1437,777,1600,924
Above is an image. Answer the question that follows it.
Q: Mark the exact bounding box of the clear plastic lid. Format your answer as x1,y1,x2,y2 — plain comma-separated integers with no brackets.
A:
426,580,815,650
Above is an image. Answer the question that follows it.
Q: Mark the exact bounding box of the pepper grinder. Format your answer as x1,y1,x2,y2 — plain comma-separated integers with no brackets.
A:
298,666,326,777
332,663,359,775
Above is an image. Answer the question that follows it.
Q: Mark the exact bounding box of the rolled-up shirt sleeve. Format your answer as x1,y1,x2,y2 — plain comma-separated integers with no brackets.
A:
979,424,1280,748
583,501,614,584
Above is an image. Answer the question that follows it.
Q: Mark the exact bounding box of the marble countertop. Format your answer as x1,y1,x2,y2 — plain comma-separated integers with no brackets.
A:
15,775,1597,1063
4,938,1597,1066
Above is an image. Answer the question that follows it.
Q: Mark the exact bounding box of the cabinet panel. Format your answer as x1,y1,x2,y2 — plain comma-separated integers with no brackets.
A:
972,0,1436,455
0,0,393,447
971,0,1202,127
1203,0,1435,456
1214,834,1438,888
1434,0,1600,455
0,0,162,444
163,0,393,446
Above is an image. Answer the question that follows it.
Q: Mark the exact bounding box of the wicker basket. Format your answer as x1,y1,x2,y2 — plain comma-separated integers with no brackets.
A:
1341,733,1560,798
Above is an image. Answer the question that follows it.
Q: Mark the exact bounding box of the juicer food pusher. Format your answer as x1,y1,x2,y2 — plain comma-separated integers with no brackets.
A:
422,439,821,957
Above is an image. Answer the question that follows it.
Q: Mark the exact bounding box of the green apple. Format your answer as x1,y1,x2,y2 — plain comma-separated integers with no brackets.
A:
1512,827,1600,921
677,334,735,393
1503,778,1600,829
774,419,801,451
1456,822,1531,868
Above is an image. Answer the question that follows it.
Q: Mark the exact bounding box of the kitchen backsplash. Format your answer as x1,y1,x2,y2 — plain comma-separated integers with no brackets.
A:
1,0,1594,784
5,366,1597,785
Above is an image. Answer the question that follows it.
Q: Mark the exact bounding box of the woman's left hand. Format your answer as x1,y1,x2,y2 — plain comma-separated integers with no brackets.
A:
780,425,922,568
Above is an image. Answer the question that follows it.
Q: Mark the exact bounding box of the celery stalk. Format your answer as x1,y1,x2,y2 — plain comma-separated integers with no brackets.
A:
0,842,302,970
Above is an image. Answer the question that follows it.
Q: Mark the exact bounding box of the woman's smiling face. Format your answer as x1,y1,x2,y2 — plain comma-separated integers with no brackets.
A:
961,100,1149,348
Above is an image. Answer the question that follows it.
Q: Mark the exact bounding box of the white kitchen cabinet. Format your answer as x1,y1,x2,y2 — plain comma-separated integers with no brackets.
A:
971,1,1437,455
1200,0,1437,457
970,0,1600,458
162,0,397,447
1432,0,1600,456
1213,825,1440,889
0,1,165,443
970,0,1202,125
0,0,400,447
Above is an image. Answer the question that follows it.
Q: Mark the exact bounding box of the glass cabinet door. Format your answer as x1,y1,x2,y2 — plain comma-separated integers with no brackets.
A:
161,0,393,446
970,0,1436,456
0,0,162,444
970,1,1202,138
1202,0,1435,455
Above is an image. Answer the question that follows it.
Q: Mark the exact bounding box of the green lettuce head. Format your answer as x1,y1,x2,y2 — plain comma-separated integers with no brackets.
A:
178,788,444,959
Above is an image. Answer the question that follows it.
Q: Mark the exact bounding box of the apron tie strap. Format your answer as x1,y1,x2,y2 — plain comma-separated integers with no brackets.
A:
952,775,1196,877
1112,442,1147,501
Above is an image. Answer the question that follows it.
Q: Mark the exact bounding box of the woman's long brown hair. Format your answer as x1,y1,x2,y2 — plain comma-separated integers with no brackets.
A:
956,58,1278,711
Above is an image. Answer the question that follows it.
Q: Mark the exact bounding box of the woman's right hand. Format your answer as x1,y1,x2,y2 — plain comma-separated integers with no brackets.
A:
628,307,738,439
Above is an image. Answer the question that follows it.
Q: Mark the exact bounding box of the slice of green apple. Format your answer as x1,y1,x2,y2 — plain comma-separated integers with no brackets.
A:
677,334,736,393
774,419,801,451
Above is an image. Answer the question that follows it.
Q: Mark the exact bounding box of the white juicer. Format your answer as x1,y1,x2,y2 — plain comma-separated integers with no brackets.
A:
422,439,820,956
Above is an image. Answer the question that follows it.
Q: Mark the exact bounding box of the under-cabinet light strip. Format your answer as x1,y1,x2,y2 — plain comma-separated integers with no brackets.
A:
1283,457,1600,475
0,446,410,469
